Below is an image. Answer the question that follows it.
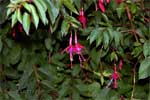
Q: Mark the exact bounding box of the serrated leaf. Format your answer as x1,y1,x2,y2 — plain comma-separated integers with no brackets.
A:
11,11,17,27
63,0,78,14
29,4,39,29
22,12,30,35
61,20,70,36
139,57,150,79
96,32,103,47
7,8,14,17
17,8,22,23
38,0,47,12
22,2,31,12
103,31,109,49
114,31,122,47
33,0,48,25
116,3,125,18
45,0,59,24
88,28,99,44
143,41,150,57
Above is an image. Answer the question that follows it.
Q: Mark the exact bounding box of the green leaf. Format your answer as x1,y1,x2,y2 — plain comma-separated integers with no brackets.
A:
143,41,150,57
23,12,30,35
103,31,109,49
7,8,14,17
62,0,78,14
61,20,70,36
130,4,137,14
110,52,118,61
44,38,52,51
116,3,125,18
113,31,122,47
29,4,39,29
11,11,17,27
38,0,47,12
44,0,59,24
8,91,22,100
22,2,31,12
96,32,103,47
88,28,99,44
139,57,150,79
33,0,48,25
17,8,22,24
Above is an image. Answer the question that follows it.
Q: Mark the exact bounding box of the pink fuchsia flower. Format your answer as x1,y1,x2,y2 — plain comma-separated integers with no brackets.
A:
106,0,110,4
119,59,123,70
78,7,87,29
19,24,23,32
98,0,105,13
74,32,85,62
116,0,122,4
62,33,74,67
111,64,119,89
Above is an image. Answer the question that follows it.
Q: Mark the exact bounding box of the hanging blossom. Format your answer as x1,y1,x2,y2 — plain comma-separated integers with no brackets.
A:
116,0,122,4
98,0,110,13
78,7,87,28
74,32,85,67
62,32,85,68
98,0,105,13
62,33,74,67
110,64,119,89
19,24,23,33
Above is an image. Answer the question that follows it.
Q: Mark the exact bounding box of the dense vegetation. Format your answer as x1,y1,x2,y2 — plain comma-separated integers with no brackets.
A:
0,0,150,100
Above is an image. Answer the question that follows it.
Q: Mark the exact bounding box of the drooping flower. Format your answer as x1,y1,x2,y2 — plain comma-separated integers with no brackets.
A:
98,0,105,13
116,0,122,4
119,59,123,70
106,0,110,4
19,24,23,32
62,33,74,67
78,7,87,28
111,64,119,89
62,32,86,68
74,32,85,67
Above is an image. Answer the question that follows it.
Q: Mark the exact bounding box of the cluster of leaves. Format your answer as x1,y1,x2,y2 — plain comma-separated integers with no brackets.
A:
0,0,150,100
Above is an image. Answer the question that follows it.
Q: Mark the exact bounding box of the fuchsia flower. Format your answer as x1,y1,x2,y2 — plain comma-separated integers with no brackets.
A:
62,32,85,68
62,33,74,67
106,0,110,3
98,0,105,13
74,32,85,67
19,24,23,32
78,7,87,28
98,0,110,13
116,0,122,4
110,64,119,89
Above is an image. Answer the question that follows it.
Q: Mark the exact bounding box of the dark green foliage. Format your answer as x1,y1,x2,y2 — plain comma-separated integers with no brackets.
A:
0,0,150,100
